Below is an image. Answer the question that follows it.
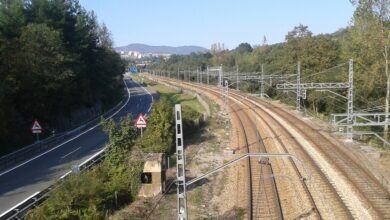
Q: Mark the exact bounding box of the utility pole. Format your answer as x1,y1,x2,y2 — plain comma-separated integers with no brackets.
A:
221,65,223,87
385,46,389,141
224,80,229,111
200,67,203,84
236,65,239,90
197,67,199,83
260,64,265,98
296,62,301,111
346,59,354,141
218,65,222,87
207,66,209,85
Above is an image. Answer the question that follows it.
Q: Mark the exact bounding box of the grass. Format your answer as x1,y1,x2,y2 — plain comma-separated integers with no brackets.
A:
216,172,227,196
187,188,203,206
235,207,246,220
134,74,204,114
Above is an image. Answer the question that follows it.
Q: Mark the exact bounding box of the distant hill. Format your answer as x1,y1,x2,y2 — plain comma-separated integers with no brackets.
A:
115,43,208,55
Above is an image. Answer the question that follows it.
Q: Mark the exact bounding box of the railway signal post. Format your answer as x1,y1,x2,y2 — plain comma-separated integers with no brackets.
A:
175,104,188,220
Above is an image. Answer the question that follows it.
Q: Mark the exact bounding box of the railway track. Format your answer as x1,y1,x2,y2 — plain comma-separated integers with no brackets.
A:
149,75,284,219
148,74,390,219
222,89,352,219
237,93,390,219
148,75,317,219
228,94,283,219
185,82,323,219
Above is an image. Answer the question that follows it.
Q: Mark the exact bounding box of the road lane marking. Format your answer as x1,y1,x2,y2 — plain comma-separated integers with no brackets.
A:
60,147,80,159
78,148,105,168
60,171,72,179
0,79,132,177
133,80,154,115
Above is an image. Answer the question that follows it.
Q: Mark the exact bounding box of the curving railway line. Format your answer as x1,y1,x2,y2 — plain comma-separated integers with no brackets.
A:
146,73,390,220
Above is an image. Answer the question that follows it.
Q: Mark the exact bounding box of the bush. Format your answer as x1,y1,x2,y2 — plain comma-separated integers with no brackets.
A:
26,160,144,220
137,98,174,153
182,106,203,135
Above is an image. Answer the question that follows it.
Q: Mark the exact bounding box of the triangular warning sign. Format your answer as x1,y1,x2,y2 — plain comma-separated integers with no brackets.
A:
138,117,146,124
31,120,42,133
134,113,147,128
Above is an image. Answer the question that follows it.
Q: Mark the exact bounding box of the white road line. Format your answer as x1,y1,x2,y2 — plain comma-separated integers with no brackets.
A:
133,79,154,114
78,148,105,167
60,147,80,159
0,79,131,177
59,171,72,179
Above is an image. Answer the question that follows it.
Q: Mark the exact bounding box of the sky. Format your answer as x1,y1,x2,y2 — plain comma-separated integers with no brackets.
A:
79,0,356,49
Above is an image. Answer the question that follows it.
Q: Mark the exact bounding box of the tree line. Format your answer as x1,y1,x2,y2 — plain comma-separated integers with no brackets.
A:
150,0,389,118
0,0,126,154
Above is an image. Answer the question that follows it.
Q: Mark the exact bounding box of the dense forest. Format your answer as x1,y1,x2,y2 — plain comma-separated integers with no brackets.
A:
150,0,389,122
0,0,126,154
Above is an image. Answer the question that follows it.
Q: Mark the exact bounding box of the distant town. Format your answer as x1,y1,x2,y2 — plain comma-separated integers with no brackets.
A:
115,43,209,62
119,51,171,60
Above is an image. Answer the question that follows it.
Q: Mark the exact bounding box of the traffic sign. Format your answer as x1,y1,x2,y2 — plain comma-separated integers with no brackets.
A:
130,67,137,73
134,113,147,128
31,120,42,133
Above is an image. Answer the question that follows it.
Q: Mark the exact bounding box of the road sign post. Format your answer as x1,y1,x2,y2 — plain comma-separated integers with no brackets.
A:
31,120,43,143
134,113,147,137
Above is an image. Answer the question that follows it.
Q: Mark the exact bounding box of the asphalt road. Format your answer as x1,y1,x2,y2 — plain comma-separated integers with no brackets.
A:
0,76,155,214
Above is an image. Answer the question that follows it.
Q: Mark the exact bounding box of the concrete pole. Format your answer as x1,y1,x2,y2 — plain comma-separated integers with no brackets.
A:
207,66,209,85
296,62,301,111
236,65,239,90
260,64,264,98
175,105,188,220
347,59,354,141
197,67,199,83
200,67,203,84
220,64,223,87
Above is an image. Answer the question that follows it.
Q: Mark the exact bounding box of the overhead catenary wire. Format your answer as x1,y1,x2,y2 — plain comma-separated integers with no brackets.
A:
300,62,349,81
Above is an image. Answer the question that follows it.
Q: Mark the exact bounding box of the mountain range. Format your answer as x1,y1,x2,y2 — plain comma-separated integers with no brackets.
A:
115,43,208,55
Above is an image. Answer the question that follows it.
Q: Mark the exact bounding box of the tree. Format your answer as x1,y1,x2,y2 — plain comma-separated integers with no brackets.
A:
284,24,313,67
97,22,113,48
343,1,389,112
0,0,125,155
137,98,174,153
102,114,138,167
346,0,390,139
235,42,253,54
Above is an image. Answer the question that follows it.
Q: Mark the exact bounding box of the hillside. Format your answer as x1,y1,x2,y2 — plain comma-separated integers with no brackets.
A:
115,43,208,55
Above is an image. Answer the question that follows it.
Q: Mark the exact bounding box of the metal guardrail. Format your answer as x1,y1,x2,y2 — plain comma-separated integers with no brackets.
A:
0,96,126,173
0,147,109,220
